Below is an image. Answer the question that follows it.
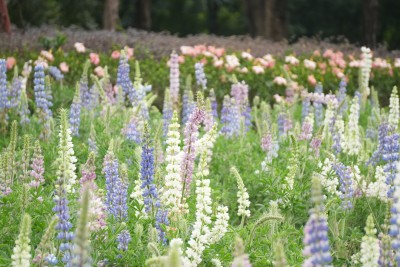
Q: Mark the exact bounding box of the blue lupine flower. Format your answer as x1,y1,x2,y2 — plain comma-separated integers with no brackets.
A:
155,208,169,244
337,79,347,115
49,66,64,81
117,230,131,251
69,86,81,136
195,62,207,89
182,88,195,126
45,254,58,265
9,76,22,109
220,95,240,137
34,63,53,118
116,53,136,103
209,89,218,120
140,126,160,214
0,59,9,111
103,149,128,221
367,123,389,166
332,162,354,209
162,90,173,136
383,129,399,198
302,96,311,122
122,116,141,144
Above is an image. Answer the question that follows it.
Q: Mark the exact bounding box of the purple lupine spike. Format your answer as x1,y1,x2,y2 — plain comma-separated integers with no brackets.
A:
181,105,205,197
302,96,311,122
88,84,99,111
169,51,180,105
0,59,9,111
122,115,141,144
49,66,64,81
231,81,252,132
19,89,30,125
220,95,240,137
367,123,389,166
117,230,131,251
29,141,45,188
163,89,173,136
195,62,207,89
116,52,135,103
278,113,286,136
389,163,400,265
34,63,52,118
140,125,160,214
69,86,81,136
310,137,322,157
182,88,195,126
155,208,169,244
209,89,218,120
9,76,22,109
313,84,324,128
303,177,332,267
102,146,128,221
383,129,399,198
337,79,347,115
332,162,354,210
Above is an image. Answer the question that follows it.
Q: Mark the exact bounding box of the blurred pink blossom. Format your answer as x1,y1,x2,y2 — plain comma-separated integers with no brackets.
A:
6,57,16,69
252,65,264,74
213,59,224,68
273,94,283,103
323,49,334,58
241,51,253,60
318,62,327,70
225,54,240,70
125,46,134,59
94,66,105,77
40,50,54,62
90,53,100,65
285,55,299,65
313,50,321,56
178,55,185,63
111,50,121,59
395,58,400,68
303,59,316,70
74,42,86,53
307,75,317,86
273,76,287,85
60,62,69,73
180,46,196,56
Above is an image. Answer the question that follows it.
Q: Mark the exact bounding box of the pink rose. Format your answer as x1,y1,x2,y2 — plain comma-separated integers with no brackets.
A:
59,62,69,73
90,53,100,65
125,47,134,59
40,50,54,62
307,75,317,86
74,42,86,53
111,50,121,59
6,57,16,69
94,66,104,77
213,59,224,68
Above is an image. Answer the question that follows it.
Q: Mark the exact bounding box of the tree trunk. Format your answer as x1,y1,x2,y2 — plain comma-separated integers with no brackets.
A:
136,0,152,30
243,0,287,41
0,0,11,33
362,0,378,48
103,0,120,31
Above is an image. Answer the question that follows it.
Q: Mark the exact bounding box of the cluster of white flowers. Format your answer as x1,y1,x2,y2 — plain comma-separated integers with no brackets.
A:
55,112,77,193
231,167,251,218
195,125,218,174
318,158,341,196
209,205,229,244
360,46,373,98
162,112,186,217
389,86,399,130
360,215,380,267
335,115,346,149
11,214,31,267
343,97,361,155
130,178,147,218
211,259,223,267
366,166,389,202
323,95,338,139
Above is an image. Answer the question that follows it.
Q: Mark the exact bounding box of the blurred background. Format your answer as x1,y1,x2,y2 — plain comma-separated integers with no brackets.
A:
0,0,399,50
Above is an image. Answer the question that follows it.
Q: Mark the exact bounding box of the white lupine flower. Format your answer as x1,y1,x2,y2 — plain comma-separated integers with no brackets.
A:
55,111,77,194
195,125,218,174
231,167,251,218
343,97,361,155
11,214,31,267
388,86,399,130
360,215,380,267
130,178,147,218
323,95,338,139
162,112,186,217
366,166,389,202
360,46,372,98
335,115,346,150
211,258,223,267
318,158,341,196
209,205,229,244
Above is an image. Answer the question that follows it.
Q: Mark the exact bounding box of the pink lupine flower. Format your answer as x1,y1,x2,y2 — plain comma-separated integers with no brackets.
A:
94,66,105,77
273,76,287,86
308,75,317,86
74,42,86,53
111,50,121,59
6,57,16,69
252,65,264,74
90,53,100,65
125,46,134,59
40,50,54,62
59,62,69,73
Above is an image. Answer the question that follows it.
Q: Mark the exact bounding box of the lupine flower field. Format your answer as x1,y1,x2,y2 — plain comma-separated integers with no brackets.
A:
1,43,400,267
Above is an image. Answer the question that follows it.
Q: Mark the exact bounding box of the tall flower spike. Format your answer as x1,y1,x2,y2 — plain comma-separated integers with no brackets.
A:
69,189,92,267
9,69,22,109
102,140,128,221
194,62,207,90
140,124,160,214
337,79,347,115
11,214,32,267
302,175,332,267
180,93,205,199
55,109,77,193
88,123,98,155
69,83,81,136
79,60,91,109
359,46,372,101
390,162,400,265
332,162,354,210
29,140,44,188
343,96,361,156
359,214,379,266
0,59,9,126
117,229,131,251
182,85,195,126
169,51,180,105
19,87,30,125
209,88,218,120
230,236,252,267
383,127,399,198
162,111,185,217
33,216,58,265
231,167,251,223
209,205,229,244
195,125,217,174
313,83,324,128
388,86,399,130
163,89,173,136
34,62,53,138
19,135,31,184
116,50,135,103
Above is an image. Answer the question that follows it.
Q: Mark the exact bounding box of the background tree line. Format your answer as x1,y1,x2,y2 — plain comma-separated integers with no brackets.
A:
3,0,400,49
